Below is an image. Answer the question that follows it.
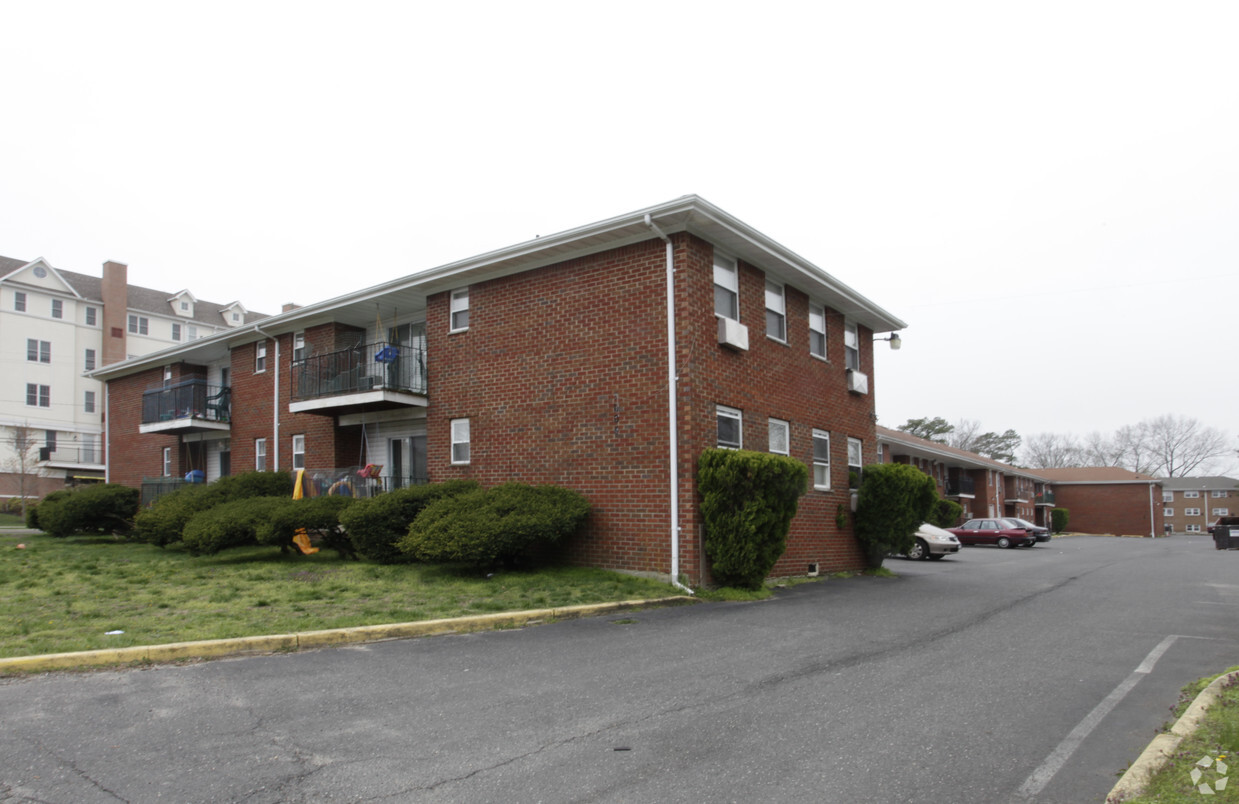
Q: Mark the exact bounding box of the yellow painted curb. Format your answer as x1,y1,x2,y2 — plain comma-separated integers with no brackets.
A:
0,597,693,674
1108,670,1239,802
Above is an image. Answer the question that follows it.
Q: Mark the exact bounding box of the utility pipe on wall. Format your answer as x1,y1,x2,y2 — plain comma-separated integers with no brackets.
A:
645,214,692,595
253,326,280,470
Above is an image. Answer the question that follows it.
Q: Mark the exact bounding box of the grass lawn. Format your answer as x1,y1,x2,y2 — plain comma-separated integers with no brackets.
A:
1120,668,1239,802
0,530,682,660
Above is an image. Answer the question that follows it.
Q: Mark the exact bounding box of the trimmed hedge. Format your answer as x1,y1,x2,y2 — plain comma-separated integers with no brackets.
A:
338,480,479,563
853,463,938,568
400,483,590,566
1051,507,1070,534
181,497,288,555
31,484,140,538
134,471,293,547
697,449,808,590
255,496,359,557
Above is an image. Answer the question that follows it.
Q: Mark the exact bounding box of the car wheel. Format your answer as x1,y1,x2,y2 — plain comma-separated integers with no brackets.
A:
907,538,928,561
996,536,1012,549
927,554,945,561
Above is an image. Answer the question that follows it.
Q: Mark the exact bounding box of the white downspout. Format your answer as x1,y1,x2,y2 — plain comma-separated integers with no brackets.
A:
254,326,280,470
646,214,693,595
1149,482,1156,538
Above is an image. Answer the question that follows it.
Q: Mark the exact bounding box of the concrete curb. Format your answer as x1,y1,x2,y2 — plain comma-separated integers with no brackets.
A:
1107,670,1239,802
0,596,694,675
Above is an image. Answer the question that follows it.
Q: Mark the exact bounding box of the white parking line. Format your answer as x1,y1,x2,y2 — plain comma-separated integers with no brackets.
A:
1016,635,1179,799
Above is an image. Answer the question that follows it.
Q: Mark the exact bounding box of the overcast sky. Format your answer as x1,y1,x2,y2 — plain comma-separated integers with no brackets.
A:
2,1,1236,463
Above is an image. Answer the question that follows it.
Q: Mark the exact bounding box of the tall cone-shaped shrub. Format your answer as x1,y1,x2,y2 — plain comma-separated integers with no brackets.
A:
853,463,938,568
698,449,808,589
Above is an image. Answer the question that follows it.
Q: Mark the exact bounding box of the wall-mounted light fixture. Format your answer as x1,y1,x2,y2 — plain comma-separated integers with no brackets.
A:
874,333,902,350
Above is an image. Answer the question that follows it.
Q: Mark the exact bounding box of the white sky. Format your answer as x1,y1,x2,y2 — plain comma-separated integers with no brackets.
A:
2,1,1236,457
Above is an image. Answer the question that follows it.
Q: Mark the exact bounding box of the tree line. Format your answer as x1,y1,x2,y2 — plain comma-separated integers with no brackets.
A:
896,414,1234,477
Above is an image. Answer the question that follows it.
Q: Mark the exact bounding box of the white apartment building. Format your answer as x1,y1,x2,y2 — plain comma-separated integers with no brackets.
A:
0,255,264,500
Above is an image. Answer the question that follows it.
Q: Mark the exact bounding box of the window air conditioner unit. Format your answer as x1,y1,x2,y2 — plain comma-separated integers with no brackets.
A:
717,317,749,351
846,369,869,394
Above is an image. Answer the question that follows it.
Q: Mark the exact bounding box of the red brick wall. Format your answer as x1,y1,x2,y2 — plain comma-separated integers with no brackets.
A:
1050,483,1163,536
426,234,878,584
105,367,179,488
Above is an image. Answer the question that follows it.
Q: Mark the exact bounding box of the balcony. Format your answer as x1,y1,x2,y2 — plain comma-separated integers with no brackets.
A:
38,444,105,471
290,341,427,415
1035,491,1056,506
140,380,231,434
946,475,976,498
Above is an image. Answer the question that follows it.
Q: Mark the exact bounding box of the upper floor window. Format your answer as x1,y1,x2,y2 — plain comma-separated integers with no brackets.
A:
847,437,863,488
716,405,742,450
1213,508,1230,517
26,383,50,408
172,323,182,341
51,299,63,319
809,302,827,359
162,447,172,477
768,417,789,455
85,390,96,413
128,315,149,335
186,325,199,341
450,289,470,332
1185,507,1202,517
84,349,96,371
14,291,26,312
86,306,97,326
1163,492,1174,502
1164,508,1174,517
844,321,860,370
292,332,306,363
812,429,831,490
713,254,739,320
764,281,786,342
1213,490,1230,498
255,342,267,373
1184,490,1200,498
450,418,471,464
27,339,50,363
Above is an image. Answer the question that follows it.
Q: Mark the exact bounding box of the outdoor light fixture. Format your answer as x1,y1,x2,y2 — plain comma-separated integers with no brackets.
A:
874,333,903,350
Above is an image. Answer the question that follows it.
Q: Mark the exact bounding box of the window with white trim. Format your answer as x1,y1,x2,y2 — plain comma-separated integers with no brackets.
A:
1186,524,1202,533
172,323,181,341
1213,490,1230,498
768,418,789,455
450,418,471,464
843,321,860,370
14,291,26,312
81,435,96,465
84,349,96,371
812,429,831,490
1163,492,1174,502
27,339,50,363
128,315,149,335
255,438,267,471
1164,508,1174,517
292,332,306,363
847,437,863,489
162,447,172,477
809,302,827,359
713,254,739,320
255,342,267,373
450,289,470,331
51,299,63,319
1184,490,1200,498
764,281,786,341
84,390,96,413
1185,507,1201,517
292,434,305,470
26,384,50,408
1213,508,1230,517
716,406,742,450
85,306,97,326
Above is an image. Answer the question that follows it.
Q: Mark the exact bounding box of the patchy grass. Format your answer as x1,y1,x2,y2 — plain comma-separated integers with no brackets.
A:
1118,667,1239,803
0,532,681,659
0,513,27,527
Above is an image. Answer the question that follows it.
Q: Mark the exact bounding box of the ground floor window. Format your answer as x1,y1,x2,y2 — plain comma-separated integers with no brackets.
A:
1186,524,1202,533
812,429,830,490
847,437,863,488
255,438,267,471
292,434,305,470
450,418,470,464
716,406,742,450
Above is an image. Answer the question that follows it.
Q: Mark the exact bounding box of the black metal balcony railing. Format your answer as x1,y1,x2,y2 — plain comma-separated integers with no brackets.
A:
38,445,103,465
1035,491,1056,506
142,380,231,425
946,475,976,496
292,342,427,401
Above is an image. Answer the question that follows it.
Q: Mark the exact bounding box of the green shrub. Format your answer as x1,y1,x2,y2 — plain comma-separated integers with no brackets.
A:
339,480,479,563
697,449,808,590
26,490,70,533
255,496,359,557
1051,507,1070,533
181,497,288,555
853,463,938,568
930,498,964,528
32,484,140,538
134,471,294,547
401,483,590,567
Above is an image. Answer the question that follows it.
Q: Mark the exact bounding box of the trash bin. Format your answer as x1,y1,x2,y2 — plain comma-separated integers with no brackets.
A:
1213,526,1234,551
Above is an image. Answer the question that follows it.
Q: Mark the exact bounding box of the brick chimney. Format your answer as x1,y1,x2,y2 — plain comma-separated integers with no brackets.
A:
282,302,301,313
101,260,128,366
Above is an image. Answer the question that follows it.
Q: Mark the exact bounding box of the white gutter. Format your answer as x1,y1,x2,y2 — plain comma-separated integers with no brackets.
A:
253,326,280,470
646,214,693,596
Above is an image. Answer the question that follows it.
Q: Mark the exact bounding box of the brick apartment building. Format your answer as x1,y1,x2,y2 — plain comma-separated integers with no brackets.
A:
94,196,907,585
876,426,1052,527
1033,467,1164,537
1160,476,1239,534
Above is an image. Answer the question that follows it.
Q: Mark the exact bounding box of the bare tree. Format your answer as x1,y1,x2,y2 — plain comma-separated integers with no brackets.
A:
1141,415,1230,477
947,419,983,451
6,424,46,520
1021,432,1082,468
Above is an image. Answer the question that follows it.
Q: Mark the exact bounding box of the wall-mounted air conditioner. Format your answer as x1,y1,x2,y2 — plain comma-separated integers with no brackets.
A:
846,369,869,394
717,317,749,351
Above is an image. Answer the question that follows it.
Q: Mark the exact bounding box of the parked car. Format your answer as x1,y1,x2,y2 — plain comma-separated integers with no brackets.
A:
1003,517,1051,544
947,518,1035,549
902,522,962,561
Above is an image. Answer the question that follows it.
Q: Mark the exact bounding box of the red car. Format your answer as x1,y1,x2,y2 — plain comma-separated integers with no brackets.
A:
948,518,1035,549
